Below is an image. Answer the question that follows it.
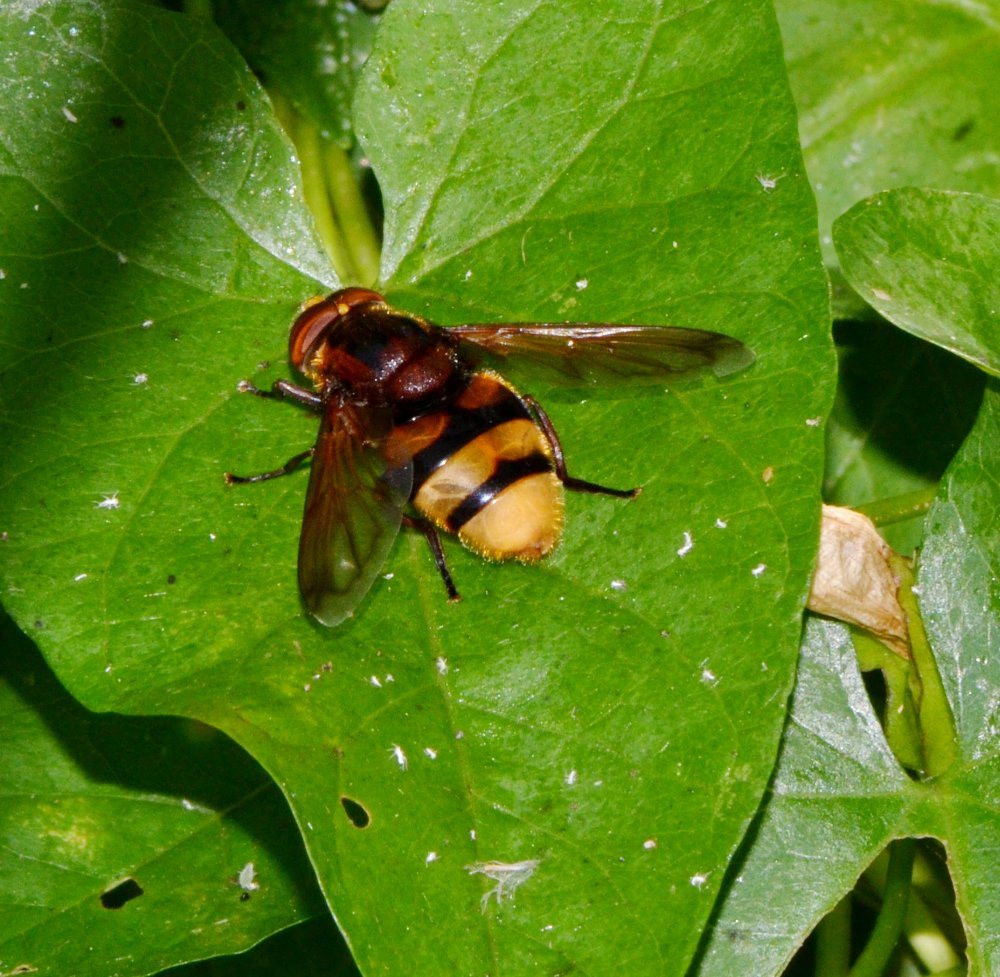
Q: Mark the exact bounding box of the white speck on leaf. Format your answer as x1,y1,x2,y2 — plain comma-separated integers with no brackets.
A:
715,518,728,529
756,172,784,190
237,863,259,892
751,563,767,578
466,859,540,911
62,105,77,123
677,531,694,557
96,493,120,510
610,578,627,592
181,798,212,814
389,744,407,770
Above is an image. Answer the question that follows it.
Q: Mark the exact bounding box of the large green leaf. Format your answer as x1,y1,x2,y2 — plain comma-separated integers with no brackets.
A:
890,379,1000,966
0,614,325,977
697,384,1000,977
0,2,831,974
834,188,1000,378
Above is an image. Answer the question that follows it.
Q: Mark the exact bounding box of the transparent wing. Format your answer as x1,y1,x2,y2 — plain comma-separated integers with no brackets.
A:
298,400,412,627
448,323,754,385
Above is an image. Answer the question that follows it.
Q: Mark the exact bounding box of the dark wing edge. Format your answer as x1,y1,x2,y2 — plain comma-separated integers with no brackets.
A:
448,324,755,385
297,401,413,627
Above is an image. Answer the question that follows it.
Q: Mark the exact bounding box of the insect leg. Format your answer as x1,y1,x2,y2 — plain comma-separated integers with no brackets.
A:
403,515,461,603
237,378,323,410
522,395,640,499
224,448,315,485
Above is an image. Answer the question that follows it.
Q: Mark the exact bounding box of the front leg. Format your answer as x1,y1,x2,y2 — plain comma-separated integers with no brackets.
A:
237,378,323,410
225,378,323,485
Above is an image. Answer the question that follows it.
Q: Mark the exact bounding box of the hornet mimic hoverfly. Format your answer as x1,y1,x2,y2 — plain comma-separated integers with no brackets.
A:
225,288,753,626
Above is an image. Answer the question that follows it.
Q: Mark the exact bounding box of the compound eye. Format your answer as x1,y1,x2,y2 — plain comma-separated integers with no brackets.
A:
288,288,385,372
289,298,338,372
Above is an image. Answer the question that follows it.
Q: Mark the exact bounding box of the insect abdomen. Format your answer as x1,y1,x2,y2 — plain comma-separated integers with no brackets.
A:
391,373,563,561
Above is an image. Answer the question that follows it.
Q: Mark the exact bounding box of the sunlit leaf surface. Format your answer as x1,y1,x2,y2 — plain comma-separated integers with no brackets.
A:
0,2,831,974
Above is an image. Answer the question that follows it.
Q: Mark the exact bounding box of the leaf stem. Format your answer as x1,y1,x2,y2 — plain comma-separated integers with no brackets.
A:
268,92,381,285
891,554,958,778
323,140,380,286
815,894,852,977
852,630,924,771
855,488,936,528
270,93,356,282
848,838,917,977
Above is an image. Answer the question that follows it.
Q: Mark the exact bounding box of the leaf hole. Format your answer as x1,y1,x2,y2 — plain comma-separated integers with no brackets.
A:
100,877,144,909
952,118,975,142
341,796,371,828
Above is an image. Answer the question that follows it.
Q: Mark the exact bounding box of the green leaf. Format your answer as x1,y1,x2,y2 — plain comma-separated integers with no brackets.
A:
775,0,1000,306
0,613,325,977
834,188,1000,378
0,2,831,975
917,383,1000,774
697,386,1000,976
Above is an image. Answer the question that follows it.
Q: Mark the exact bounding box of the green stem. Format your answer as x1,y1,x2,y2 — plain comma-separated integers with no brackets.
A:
852,630,924,772
323,141,381,286
815,894,852,977
891,554,958,778
848,839,917,977
292,114,358,282
269,91,376,284
855,488,936,528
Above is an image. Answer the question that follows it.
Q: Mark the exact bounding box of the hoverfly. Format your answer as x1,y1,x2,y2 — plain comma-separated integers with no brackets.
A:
225,288,753,626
